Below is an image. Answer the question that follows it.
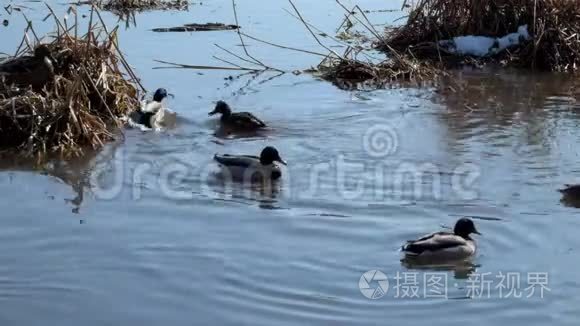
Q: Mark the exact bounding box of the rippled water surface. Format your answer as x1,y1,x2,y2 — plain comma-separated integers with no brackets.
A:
1,1,580,325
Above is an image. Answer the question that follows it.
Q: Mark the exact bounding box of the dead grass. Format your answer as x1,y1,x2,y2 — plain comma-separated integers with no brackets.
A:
301,2,440,89
0,5,141,160
316,53,437,89
383,0,580,72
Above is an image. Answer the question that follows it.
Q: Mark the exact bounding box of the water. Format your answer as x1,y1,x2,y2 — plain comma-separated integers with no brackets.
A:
1,1,580,325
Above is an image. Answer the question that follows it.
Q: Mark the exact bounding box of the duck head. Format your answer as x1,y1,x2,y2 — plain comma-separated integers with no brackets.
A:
209,100,231,116
34,44,55,72
34,44,52,60
260,146,287,166
153,88,168,102
454,218,481,238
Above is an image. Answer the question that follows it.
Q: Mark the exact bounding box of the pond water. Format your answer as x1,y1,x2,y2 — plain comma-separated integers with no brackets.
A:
1,1,580,325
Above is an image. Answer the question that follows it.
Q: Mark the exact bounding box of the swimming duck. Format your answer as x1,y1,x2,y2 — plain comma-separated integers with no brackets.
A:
559,184,580,198
0,44,55,90
401,218,481,261
128,88,177,130
209,100,266,130
214,146,286,181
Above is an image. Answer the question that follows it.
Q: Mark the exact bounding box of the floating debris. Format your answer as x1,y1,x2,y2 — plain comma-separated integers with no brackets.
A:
152,22,239,33
3,4,23,15
315,55,436,90
92,0,188,12
0,5,141,159
2,19,8,27
363,9,399,14
294,0,438,90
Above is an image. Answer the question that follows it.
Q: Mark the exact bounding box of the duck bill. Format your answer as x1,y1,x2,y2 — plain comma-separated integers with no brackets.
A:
208,110,217,116
474,230,482,235
276,159,287,166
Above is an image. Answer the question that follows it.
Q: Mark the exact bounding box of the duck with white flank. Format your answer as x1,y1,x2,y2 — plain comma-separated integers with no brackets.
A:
214,146,286,181
402,218,481,262
128,88,177,130
209,101,266,131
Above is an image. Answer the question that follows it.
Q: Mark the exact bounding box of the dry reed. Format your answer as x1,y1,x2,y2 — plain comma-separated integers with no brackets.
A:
311,2,439,89
316,53,437,89
0,5,140,160
383,0,580,71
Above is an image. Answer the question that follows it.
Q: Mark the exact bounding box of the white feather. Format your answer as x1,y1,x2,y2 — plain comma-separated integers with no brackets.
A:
151,107,177,130
142,100,163,114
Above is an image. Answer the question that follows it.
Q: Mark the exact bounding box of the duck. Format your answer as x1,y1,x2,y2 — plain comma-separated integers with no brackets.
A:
209,100,266,131
214,146,286,181
558,184,580,207
128,88,177,130
401,218,481,262
0,44,55,90
559,184,580,198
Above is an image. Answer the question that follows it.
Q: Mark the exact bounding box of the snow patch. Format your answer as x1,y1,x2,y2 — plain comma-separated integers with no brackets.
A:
439,25,531,57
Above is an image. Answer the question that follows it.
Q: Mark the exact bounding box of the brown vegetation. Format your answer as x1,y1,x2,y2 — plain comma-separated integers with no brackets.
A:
96,0,188,12
0,6,141,160
303,2,439,89
316,53,437,90
382,0,580,72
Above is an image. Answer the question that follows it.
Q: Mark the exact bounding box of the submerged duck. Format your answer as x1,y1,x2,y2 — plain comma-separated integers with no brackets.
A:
401,218,481,262
214,146,286,181
128,88,177,130
0,44,55,89
209,100,266,131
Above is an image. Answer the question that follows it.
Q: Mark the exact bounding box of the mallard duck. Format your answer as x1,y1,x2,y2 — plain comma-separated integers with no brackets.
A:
0,44,55,90
402,218,481,261
559,184,580,198
214,146,286,181
209,100,266,130
128,88,177,130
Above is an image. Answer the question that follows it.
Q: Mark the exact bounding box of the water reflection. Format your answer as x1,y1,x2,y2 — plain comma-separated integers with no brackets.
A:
221,71,286,97
0,147,105,214
207,172,282,209
437,68,580,111
432,68,580,174
213,125,269,139
401,258,479,280
436,68,580,139
112,11,138,29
